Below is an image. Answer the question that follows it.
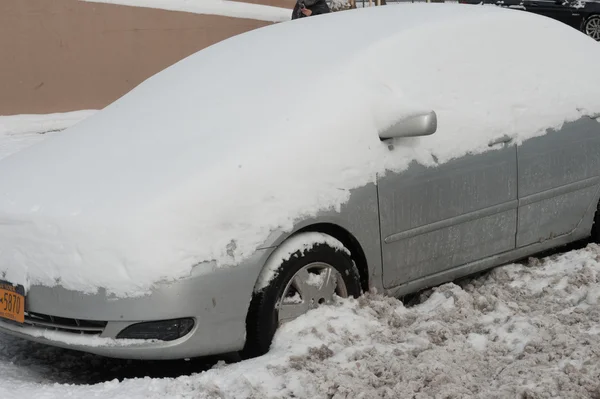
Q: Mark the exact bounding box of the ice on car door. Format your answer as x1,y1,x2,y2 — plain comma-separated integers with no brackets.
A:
377,142,518,288
516,117,600,247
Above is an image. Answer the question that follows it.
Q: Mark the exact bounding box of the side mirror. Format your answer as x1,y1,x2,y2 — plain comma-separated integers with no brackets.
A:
378,110,437,141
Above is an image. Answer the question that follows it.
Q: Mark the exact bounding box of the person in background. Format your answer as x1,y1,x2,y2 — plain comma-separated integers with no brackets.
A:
292,0,331,19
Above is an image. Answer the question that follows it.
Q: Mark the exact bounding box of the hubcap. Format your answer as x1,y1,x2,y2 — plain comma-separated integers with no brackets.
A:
586,18,600,41
276,262,348,325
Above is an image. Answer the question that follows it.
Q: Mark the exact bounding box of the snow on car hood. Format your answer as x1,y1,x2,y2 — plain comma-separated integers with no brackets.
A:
1,4,600,297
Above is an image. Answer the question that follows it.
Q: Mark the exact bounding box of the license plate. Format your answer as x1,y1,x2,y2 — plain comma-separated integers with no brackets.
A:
0,280,25,324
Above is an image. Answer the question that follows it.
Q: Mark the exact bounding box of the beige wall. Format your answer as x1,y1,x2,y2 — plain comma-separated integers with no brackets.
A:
0,0,292,115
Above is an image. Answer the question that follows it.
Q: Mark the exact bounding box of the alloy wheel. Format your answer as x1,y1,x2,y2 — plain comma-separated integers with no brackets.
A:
585,17,600,41
276,262,348,325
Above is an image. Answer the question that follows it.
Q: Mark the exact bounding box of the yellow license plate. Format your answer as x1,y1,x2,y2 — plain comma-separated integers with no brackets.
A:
0,280,25,324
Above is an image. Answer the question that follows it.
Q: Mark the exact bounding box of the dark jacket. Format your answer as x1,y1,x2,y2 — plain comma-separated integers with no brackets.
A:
291,0,331,20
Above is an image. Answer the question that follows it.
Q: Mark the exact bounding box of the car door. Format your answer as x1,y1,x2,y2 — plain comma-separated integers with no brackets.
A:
523,0,583,28
516,117,600,247
377,141,518,288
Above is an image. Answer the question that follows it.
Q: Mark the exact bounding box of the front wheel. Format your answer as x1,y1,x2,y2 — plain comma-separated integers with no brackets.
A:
242,235,362,358
584,15,600,41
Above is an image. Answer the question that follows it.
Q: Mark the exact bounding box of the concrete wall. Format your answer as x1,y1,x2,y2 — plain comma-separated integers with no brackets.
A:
0,0,292,115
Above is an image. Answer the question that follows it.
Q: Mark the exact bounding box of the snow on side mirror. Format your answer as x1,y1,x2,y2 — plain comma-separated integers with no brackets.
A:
379,110,437,141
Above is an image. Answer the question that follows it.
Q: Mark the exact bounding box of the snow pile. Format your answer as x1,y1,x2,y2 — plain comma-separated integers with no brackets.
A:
82,0,292,22
1,245,599,397
0,111,95,161
1,4,600,297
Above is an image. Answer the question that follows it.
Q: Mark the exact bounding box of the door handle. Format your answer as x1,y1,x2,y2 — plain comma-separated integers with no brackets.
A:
488,134,513,147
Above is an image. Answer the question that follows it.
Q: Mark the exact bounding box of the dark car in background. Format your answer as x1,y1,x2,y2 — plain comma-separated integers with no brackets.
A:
459,0,600,40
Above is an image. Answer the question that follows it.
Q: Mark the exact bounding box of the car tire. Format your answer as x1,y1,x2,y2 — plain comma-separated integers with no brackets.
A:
241,237,362,359
584,15,600,41
591,200,600,242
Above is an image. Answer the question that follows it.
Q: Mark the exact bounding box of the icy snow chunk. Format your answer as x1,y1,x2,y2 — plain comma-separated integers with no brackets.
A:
584,286,600,305
283,292,303,304
467,333,488,351
306,271,327,287
588,325,600,335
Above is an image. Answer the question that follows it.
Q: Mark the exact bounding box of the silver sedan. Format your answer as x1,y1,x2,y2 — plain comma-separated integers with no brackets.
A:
1,5,600,360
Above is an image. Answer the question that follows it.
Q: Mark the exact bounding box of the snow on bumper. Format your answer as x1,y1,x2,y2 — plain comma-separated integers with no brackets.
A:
0,248,272,359
0,319,195,360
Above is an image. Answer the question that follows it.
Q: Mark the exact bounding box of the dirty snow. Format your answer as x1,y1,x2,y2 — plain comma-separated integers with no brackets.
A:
1,5,600,297
1,244,599,398
0,111,95,160
82,0,292,22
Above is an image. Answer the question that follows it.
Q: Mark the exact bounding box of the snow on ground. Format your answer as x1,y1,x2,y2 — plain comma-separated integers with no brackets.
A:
82,0,292,22
0,111,96,161
1,243,599,398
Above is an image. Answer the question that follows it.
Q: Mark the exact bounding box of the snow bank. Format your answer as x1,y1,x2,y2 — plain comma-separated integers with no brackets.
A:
1,245,599,397
1,4,600,297
0,111,95,161
82,0,292,22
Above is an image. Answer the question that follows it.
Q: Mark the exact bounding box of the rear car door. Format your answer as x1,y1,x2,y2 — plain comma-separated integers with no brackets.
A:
516,117,600,247
378,141,518,288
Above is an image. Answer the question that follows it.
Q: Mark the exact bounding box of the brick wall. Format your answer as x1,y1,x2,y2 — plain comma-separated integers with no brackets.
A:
0,0,292,115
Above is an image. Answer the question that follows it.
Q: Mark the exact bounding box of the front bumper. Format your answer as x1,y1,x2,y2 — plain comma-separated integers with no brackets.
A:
0,318,205,359
0,248,272,360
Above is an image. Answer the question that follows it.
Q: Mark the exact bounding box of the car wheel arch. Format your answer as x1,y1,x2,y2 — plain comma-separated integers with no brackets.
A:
295,223,370,293
251,223,370,296
242,228,364,358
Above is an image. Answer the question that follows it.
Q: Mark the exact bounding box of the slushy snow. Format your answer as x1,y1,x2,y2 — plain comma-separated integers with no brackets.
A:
82,0,292,22
1,4,600,297
1,244,599,398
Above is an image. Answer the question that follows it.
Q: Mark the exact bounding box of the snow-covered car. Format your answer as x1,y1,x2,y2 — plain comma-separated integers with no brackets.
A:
0,3,600,360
